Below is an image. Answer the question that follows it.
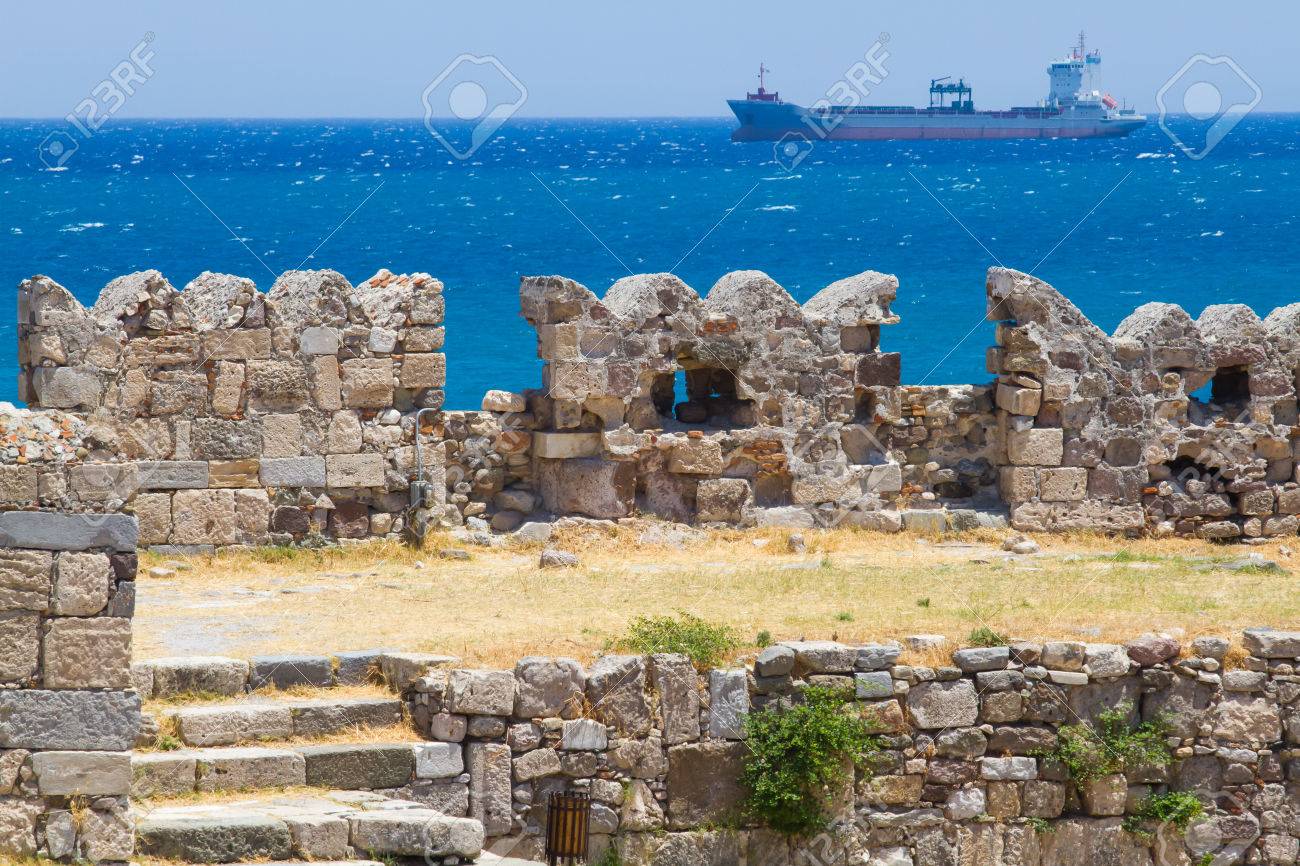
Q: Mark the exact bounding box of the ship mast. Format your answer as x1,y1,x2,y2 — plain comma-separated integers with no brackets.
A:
757,63,769,96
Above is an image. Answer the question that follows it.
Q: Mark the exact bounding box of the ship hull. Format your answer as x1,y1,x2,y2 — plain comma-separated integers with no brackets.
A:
728,99,1146,141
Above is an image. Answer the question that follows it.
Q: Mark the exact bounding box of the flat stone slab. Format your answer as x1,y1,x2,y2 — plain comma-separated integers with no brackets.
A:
192,746,307,792
287,698,404,738
250,654,336,690
142,656,250,697
136,813,293,863
172,704,295,747
298,743,416,790
0,511,137,551
348,810,483,858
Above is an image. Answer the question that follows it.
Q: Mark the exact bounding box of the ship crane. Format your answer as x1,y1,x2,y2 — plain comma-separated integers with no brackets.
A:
929,76,974,112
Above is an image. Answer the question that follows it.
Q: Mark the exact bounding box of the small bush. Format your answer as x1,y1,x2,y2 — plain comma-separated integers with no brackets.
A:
1123,790,1204,837
756,630,773,648
1048,703,1173,783
835,611,854,622
968,626,1008,647
915,597,931,608
741,686,880,837
621,612,738,669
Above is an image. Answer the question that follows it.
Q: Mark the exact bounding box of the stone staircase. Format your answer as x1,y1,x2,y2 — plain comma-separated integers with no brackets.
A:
132,679,487,863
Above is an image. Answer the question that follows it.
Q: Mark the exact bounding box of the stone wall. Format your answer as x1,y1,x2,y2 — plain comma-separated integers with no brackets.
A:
395,627,1299,865
16,268,447,550
0,440,140,860
14,263,1300,544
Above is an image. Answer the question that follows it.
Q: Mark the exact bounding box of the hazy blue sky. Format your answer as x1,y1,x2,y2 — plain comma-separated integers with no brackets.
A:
2,1,1293,117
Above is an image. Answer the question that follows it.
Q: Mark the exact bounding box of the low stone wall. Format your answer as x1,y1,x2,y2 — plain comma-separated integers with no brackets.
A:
0,499,140,860
383,629,1298,865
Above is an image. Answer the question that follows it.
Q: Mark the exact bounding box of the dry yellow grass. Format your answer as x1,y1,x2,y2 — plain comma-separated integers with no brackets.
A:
134,524,1299,667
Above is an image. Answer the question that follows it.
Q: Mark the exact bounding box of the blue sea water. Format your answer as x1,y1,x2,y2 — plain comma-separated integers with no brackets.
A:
0,116,1296,409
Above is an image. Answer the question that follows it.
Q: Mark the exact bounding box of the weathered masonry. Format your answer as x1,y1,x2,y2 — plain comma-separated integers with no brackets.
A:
11,264,1300,546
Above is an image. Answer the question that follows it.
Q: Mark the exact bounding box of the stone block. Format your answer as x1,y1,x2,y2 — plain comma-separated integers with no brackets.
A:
0,549,53,610
782,640,856,675
1242,627,1300,658
378,652,458,691
514,656,586,719
329,501,370,538
415,742,464,779
447,669,516,716
191,418,262,459
708,668,748,739
0,690,140,750
171,489,239,545
695,478,752,523
347,811,482,859
980,756,1037,781
69,462,138,502
1007,427,1064,466
298,743,414,789
261,456,327,488
340,358,394,408
136,814,291,863
482,389,526,412
996,382,1043,416
1039,467,1087,501
299,325,340,355
1080,775,1127,816
175,705,294,747
533,432,601,459
247,359,311,409
249,654,335,690
586,654,650,736
907,680,979,729
30,751,131,795
466,742,513,836
399,353,446,388
312,356,342,410
260,413,304,458
537,457,634,520
208,459,260,488
134,460,209,489
202,328,272,360
135,492,174,544
855,671,893,699
953,646,1009,673
650,653,700,746
325,411,363,453
513,747,561,782
51,551,111,616
285,814,350,860
331,649,387,685
0,612,39,683
0,466,37,504
193,746,306,791
147,656,249,697
42,616,132,689
666,741,746,830
288,697,402,737
668,439,724,475
326,453,387,488
561,718,608,751
32,365,102,408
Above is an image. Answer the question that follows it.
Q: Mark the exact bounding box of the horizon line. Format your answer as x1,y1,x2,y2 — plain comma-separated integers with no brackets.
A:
4,111,1300,122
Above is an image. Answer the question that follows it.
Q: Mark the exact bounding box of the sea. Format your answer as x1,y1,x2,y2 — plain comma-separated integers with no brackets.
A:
0,115,1295,410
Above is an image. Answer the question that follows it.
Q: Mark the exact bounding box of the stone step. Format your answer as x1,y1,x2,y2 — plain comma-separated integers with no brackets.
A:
161,696,405,747
132,743,424,798
134,791,483,863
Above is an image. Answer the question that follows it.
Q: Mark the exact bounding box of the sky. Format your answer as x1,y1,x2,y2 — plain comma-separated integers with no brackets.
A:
1,1,1294,118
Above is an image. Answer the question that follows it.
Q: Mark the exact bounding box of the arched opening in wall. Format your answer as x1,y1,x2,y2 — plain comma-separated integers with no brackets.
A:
1187,365,1251,422
651,360,754,428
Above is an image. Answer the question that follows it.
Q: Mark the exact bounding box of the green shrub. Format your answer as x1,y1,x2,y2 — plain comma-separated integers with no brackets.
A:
741,686,880,837
835,611,854,622
1048,702,1173,783
621,612,738,669
755,630,773,648
967,626,1008,647
1123,790,1204,837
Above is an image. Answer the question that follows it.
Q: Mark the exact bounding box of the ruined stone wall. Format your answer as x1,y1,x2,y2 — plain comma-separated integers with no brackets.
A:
392,628,1300,865
988,267,1300,540
16,268,448,550
0,438,140,860
15,263,1300,543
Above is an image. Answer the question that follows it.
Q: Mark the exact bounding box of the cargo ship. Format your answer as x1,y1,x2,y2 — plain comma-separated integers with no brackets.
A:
729,34,1146,141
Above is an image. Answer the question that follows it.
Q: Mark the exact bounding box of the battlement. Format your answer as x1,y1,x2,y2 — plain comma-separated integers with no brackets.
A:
8,264,1300,545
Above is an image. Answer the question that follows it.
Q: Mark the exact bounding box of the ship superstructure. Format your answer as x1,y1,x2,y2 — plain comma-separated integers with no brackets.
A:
729,33,1146,141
